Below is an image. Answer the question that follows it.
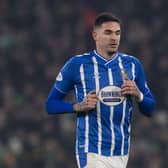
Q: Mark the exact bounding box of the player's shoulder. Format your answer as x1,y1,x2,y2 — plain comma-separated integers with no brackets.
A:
61,51,92,71
118,52,141,64
68,51,92,63
74,51,91,59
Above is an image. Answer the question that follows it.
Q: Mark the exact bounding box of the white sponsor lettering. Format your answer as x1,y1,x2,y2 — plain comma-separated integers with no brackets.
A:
98,85,125,106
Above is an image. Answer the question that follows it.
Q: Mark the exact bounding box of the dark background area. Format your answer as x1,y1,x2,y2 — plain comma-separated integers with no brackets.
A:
0,0,167,167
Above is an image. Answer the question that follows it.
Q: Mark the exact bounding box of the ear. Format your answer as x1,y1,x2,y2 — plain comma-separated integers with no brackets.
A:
92,31,98,41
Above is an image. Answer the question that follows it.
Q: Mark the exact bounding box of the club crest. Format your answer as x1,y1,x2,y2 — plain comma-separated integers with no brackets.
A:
56,72,63,81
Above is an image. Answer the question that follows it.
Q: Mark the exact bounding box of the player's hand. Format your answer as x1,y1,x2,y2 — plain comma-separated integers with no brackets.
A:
121,80,142,101
73,90,98,112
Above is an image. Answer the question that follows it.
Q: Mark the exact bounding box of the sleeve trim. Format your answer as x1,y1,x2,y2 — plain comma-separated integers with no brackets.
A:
54,86,67,94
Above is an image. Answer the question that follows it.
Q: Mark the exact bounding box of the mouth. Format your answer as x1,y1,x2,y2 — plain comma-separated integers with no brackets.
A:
108,43,118,48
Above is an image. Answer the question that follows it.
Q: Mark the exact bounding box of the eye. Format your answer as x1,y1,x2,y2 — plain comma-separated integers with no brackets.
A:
116,31,121,36
104,30,112,35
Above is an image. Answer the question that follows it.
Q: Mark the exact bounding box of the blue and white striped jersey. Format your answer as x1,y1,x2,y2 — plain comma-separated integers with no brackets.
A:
54,50,154,156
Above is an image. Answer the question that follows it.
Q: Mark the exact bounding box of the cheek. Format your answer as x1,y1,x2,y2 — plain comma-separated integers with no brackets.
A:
97,38,106,46
99,36,108,42
117,35,121,41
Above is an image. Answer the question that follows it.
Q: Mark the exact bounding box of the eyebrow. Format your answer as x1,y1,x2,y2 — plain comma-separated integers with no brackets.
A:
104,29,121,33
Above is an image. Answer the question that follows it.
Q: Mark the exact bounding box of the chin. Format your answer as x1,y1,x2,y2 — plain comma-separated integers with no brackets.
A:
109,47,118,52
107,49,117,55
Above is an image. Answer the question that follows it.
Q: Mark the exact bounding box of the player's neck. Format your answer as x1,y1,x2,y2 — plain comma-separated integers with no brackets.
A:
96,49,116,60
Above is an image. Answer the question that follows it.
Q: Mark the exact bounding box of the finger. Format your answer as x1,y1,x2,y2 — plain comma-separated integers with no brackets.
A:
88,95,98,99
122,81,133,87
87,99,98,106
121,85,131,91
86,96,97,104
84,95,97,104
121,86,133,95
87,99,98,104
87,102,97,109
87,94,98,99
122,83,136,91
88,90,96,94
87,91,98,99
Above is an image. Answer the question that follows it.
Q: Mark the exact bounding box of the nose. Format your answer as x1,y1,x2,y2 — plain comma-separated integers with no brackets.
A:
111,33,118,39
110,33,120,43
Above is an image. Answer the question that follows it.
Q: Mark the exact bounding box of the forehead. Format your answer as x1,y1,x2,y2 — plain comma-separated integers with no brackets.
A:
101,21,120,30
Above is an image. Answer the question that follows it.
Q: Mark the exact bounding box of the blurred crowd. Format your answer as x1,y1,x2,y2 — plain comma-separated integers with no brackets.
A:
0,0,167,167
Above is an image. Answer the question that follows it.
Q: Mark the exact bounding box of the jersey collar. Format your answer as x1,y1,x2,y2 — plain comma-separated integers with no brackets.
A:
93,50,119,65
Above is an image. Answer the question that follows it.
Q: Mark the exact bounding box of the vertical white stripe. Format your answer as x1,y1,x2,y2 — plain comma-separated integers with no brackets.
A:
121,100,126,155
75,85,79,154
131,63,135,80
127,108,132,154
80,64,89,152
108,68,115,155
127,126,131,154
118,57,125,81
76,155,80,168
118,57,126,155
92,56,102,154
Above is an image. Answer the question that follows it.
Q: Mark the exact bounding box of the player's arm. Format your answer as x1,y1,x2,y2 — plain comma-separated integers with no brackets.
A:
45,57,97,114
121,79,155,117
45,87,74,114
133,58,155,117
121,58,155,117
46,57,76,114
45,88,98,114
137,90,155,117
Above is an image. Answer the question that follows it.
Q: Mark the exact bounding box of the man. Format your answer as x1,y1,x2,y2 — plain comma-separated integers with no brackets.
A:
46,12,155,168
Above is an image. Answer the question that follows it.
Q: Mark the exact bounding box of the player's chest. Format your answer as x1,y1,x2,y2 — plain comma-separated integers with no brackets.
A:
75,62,135,89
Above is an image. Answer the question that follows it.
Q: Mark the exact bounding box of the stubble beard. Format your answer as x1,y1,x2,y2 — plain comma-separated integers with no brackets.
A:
107,51,116,56
107,49,118,58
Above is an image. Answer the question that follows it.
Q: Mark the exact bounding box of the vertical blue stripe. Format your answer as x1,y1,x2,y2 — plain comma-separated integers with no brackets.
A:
101,104,111,156
77,153,87,168
113,105,123,155
123,102,130,154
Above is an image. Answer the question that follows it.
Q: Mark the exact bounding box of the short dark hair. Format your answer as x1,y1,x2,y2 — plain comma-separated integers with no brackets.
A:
93,12,121,29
